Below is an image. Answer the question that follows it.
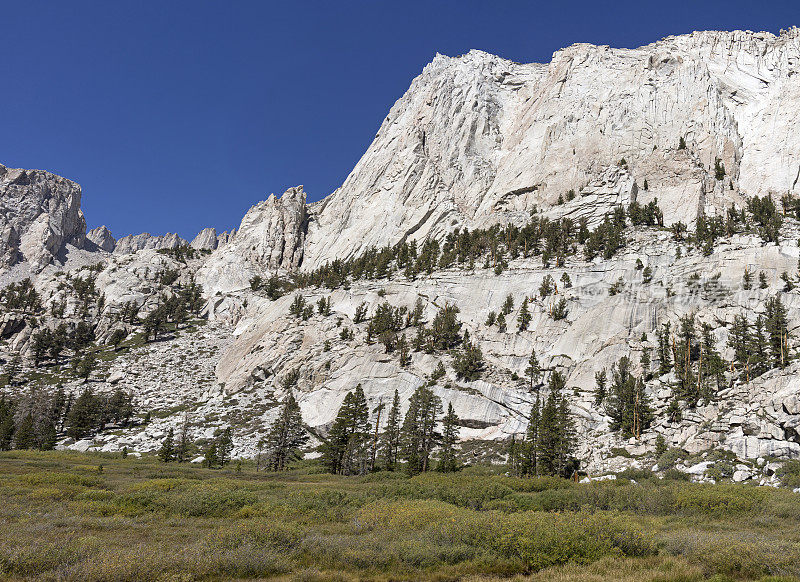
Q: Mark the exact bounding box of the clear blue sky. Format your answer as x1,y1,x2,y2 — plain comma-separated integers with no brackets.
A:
1,1,797,240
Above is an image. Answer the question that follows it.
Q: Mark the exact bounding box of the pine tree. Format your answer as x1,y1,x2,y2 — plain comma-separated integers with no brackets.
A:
594,369,607,405
217,427,233,467
437,402,460,472
525,348,541,390
203,442,218,468
497,312,507,333
14,413,34,449
66,388,101,439
765,294,790,368
159,427,175,462
0,394,15,450
743,268,753,290
656,322,672,375
517,298,531,332
400,386,442,474
453,340,484,380
379,390,401,471
398,334,411,367
321,385,371,475
264,390,307,471
607,356,653,438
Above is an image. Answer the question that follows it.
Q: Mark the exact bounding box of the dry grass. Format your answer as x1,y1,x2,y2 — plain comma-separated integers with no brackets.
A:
0,451,798,581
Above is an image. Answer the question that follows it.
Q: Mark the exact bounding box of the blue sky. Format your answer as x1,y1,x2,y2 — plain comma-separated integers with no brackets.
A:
1,1,797,240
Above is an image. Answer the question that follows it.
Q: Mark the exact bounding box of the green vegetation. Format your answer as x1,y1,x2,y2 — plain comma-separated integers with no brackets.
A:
0,451,799,581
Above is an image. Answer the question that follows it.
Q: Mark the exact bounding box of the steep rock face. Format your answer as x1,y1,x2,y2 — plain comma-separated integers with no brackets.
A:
215,226,800,468
198,187,307,295
113,232,187,255
230,28,795,273
86,225,116,253
0,164,86,270
191,227,218,251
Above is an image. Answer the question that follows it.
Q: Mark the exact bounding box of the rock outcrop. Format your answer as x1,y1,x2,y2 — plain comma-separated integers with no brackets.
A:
201,29,798,280
86,225,116,252
113,232,187,255
191,227,219,251
0,164,87,271
198,187,307,295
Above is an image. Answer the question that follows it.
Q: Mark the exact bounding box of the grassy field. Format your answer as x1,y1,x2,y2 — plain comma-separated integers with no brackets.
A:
0,452,799,581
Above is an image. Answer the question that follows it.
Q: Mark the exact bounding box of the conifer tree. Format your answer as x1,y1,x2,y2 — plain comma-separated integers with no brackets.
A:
517,298,531,331
536,371,574,477
497,312,507,333
453,340,484,380
607,356,653,438
765,294,790,368
438,402,460,473
0,394,15,450
159,427,175,462
175,416,191,462
400,386,442,474
321,385,371,475
264,390,307,471
217,427,233,467
380,390,401,471
14,413,34,449
594,369,607,405
525,348,541,390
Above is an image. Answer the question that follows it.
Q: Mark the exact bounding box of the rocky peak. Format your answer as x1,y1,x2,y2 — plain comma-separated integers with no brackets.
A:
191,227,219,251
113,232,187,255
0,163,86,271
86,225,116,253
197,186,308,296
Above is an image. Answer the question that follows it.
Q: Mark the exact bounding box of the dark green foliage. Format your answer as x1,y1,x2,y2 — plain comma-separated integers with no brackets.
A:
539,276,555,299
453,340,484,381
0,278,42,314
321,385,372,475
714,157,726,181
526,348,541,390
747,195,782,243
217,427,233,467
288,295,306,318
264,390,307,471
502,294,515,315
400,385,442,474
536,372,576,477
437,402,460,472
109,328,127,351
594,369,607,406
550,298,568,321
366,302,406,351
429,304,462,350
379,390,401,471
159,427,175,462
606,356,653,438
627,199,664,227
517,298,531,331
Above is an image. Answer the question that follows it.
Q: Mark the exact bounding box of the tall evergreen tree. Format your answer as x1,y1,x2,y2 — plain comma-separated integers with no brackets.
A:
321,385,371,475
264,390,307,471
536,371,575,477
607,356,653,438
400,385,442,474
217,427,234,467
379,390,401,471
517,298,531,332
14,413,34,449
765,294,790,368
159,427,175,462
525,348,541,390
438,402,460,472
0,395,16,450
